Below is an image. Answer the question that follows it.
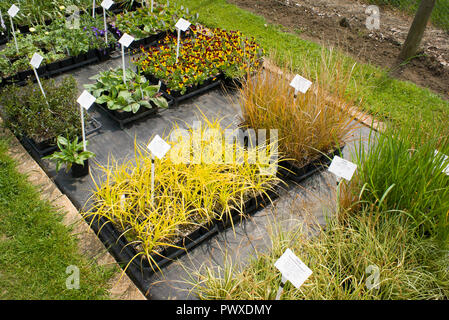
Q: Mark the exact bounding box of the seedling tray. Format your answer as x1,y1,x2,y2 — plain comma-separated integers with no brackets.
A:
21,117,102,158
277,145,346,183
84,184,280,294
95,92,174,129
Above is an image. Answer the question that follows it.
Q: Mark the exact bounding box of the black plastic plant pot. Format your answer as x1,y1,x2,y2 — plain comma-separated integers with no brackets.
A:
163,75,222,104
83,183,281,295
58,57,74,69
96,43,116,61
95,93,174,129
71,159,89,178
86,49,98,61
21,117,102,158
222,76,244,91
73,52,87,64
45,60,60,73
17,69,34,82
277,145,346,183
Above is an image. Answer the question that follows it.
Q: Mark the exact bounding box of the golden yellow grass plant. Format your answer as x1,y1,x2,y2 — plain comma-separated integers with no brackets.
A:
84,113,282,271
239,49,359,168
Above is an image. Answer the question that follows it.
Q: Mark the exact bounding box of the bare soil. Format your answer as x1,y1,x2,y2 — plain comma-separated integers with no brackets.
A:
229,0,449,99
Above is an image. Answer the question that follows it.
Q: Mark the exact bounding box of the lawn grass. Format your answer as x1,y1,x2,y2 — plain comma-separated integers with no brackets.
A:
0,137,115,300
177,0,449,133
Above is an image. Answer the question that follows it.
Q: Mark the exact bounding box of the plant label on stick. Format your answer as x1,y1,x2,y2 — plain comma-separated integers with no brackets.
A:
174,18,190,62
101,0,113,43
0,10,6,30
119,33,134,47
147,135,171,205
147,135,171,160
77,90,96,151
434,150,449,175
290,74,312,96
175,18,191,32
101,0,114,10
30,53,47,103
118,33,134,84
7,4,19,18
274,248,312,295
7,4,19,53
77,90,96,110
328,155,357,181
30,52,43,69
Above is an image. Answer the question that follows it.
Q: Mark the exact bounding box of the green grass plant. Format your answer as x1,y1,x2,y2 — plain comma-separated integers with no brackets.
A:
239,49,359,168
85,112,282,272
0,137,114,299
186,210,449,299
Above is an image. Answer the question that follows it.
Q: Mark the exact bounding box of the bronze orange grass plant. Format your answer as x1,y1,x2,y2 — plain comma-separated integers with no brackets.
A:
239,49,361,168
84,112,282,273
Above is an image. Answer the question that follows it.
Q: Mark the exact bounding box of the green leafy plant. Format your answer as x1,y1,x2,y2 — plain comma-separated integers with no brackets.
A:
84,68,168,113
111,2,199,40
0,15,116,78
239,51,358,168
0,76,82,144
43,136,95,172
85,112,281,272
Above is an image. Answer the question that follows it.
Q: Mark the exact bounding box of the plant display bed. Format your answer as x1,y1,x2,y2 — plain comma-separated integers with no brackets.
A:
21,117,102,158
85,184,280,291
134,27,263,105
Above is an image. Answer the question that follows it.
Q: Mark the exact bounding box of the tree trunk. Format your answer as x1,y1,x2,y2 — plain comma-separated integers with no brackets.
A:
397,0,436,62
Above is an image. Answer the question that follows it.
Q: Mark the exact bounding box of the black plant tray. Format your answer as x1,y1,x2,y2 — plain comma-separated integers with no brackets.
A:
278,145,346,183
145,73,222,106
0,49,101,88
0,33,8,45
44,49,100,77
21,117,102,158
84,184,280,295
95,92,174,129
109,24,172,51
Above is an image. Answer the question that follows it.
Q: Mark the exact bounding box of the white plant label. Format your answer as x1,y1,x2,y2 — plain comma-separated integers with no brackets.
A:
175,18,191,32
118,33,134,47
147,135,171,159
0,10,6,30
101,0,114,10
30,53,44,69
328,155,357,181
7,4,19,18
434,150,449,175
290,74,312,94
77,90,96,110
274,248,312,289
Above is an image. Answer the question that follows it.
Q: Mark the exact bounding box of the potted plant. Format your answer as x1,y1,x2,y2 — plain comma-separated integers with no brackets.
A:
238,56,356,182
0,76,100,157
84,68,169,127
43,136,96,178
